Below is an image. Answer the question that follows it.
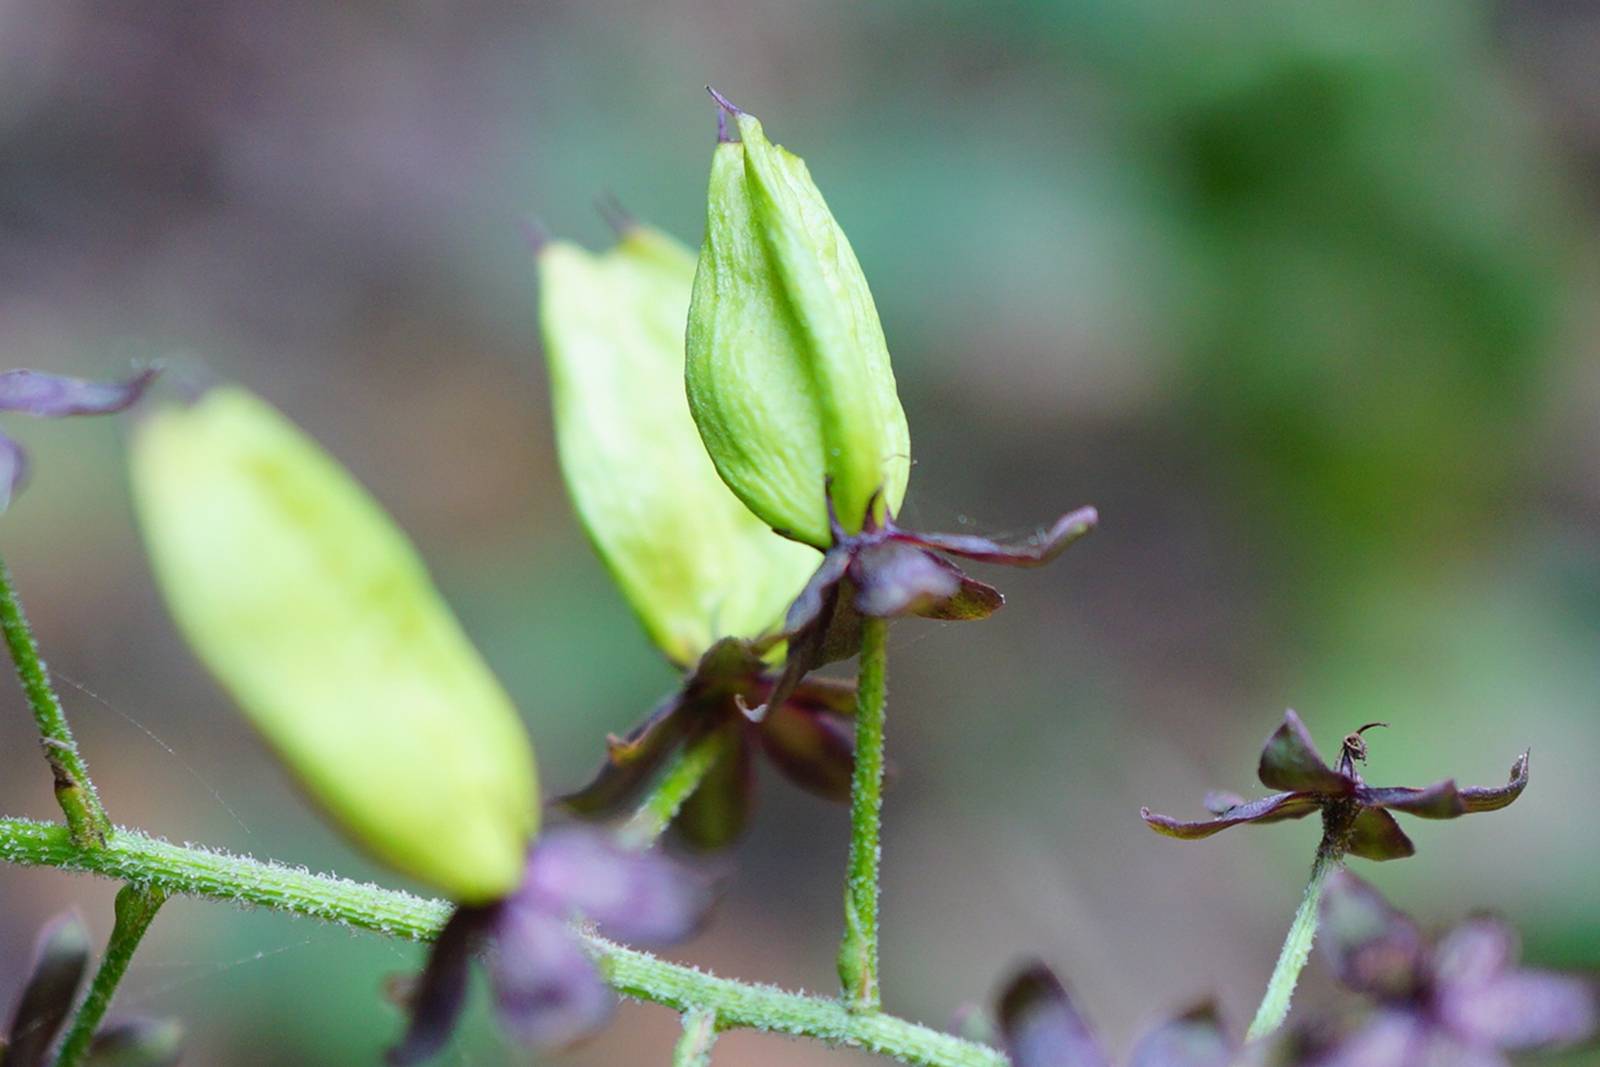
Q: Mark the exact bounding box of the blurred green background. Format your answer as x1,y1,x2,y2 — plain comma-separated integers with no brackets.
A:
2,0,1597,1063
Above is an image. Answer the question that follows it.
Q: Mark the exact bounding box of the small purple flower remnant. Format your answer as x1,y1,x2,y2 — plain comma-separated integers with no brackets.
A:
996,960,1233,1067
765,503,1098,715
1,912,182,1067
562,637,860,849
388,827,713,1064
0,367,160,512
1141,711,1529,861
1312,871,1596,1067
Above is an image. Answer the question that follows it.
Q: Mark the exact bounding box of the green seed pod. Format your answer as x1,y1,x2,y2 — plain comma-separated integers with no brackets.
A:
130,387,538,903
538,224,819,665
686,105,911,548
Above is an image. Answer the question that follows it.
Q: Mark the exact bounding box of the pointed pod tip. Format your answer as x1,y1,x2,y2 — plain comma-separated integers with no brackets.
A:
593,191,636,237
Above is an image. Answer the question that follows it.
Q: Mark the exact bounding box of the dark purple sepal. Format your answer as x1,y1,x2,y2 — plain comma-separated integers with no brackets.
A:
488,907,614,1050
892,506,1098,567
1126,1003,1232,1067
0,432,27,514
560,690,697,817
758,690,858,802
1359,781,1464,820
1141,791,1320,840
1345,808,1416,861
0,368,159,418
523,827,713,945
675,725,756,851
6,912,91,1067
1317,871,1426,1000
1459,752,1529,813
1258,711,1351,793
84,1017,184,1067
387,906,494,1066
996,962,1111,1067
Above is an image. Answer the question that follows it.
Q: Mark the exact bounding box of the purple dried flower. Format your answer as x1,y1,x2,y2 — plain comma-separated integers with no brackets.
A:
2,912,182,1067
0,367,160,512
1141,711,1528,861
1312,871,1596,1067
562,637,860,850
995,960,1236,1067
760,502,1098,717
388,826,713,1064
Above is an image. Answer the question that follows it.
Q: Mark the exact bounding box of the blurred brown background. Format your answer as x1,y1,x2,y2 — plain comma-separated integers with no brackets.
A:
2,1,1598,1063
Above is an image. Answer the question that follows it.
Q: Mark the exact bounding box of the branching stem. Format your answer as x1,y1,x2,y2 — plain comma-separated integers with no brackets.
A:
671,1007,719,1067
0,554,110,846
53,884,167,1067
0,818,1009,1067
619,727,730,849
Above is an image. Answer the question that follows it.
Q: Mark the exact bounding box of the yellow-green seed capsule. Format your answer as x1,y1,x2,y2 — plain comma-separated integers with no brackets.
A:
130,387,538,903
538,225,819,665
686,107,911,548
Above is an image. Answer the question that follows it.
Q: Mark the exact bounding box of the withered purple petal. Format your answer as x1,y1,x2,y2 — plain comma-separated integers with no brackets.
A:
489,908,614,1050
1258,711,1350,793
523,827,712,946
1459,752,1530,813
1431,918,1517,988
850,541,962,618
996,962,1111,1067
0,432,27,514
1126,1004,1232,1067
1438,970,1597,1051
894,506,1098,567
758,695,857,802
1318,871,1426,1000
387,907,492,1066
785,546,853,634
1141,791,1319,840
1359,780,1465,820
85,1017,184,1067
560,691,696,817
1313,1011,1506,1067
1202,791,1246,816
6,912,90,1067
0,368,159,417
1346,808,1416,861
675,725,756,851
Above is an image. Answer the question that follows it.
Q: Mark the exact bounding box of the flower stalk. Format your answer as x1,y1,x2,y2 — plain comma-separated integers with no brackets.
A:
671,1007,719,1067
1245,844,1342,1042
0,817,1008,1067
0,552,111,847
620,727,734,850
839,617,889,1011
53,884,168,1067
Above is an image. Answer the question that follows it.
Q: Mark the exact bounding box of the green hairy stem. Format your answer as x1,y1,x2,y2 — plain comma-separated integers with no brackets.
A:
1246,847,1341,1041
671,1007,719,1067
0,819,1009,1067
840,617,890,1011
620,727,730,849
0,554,111,846
53,885,167,1067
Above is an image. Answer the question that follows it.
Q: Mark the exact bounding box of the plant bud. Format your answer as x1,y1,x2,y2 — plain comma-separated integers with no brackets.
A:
130,387,538,903
686,104,910,548
537,225,818,665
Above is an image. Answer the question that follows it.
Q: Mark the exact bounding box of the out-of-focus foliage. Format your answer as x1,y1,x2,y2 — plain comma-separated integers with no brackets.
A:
1,0,1597,1064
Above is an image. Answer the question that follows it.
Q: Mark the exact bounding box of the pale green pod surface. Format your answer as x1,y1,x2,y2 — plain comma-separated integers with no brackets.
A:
130,388,538,903
686,112,911,548
539,226,818,665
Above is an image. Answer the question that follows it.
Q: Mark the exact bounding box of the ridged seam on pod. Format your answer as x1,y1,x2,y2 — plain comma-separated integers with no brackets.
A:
538,225,819,666
686,106,911,549
129,387,538,904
